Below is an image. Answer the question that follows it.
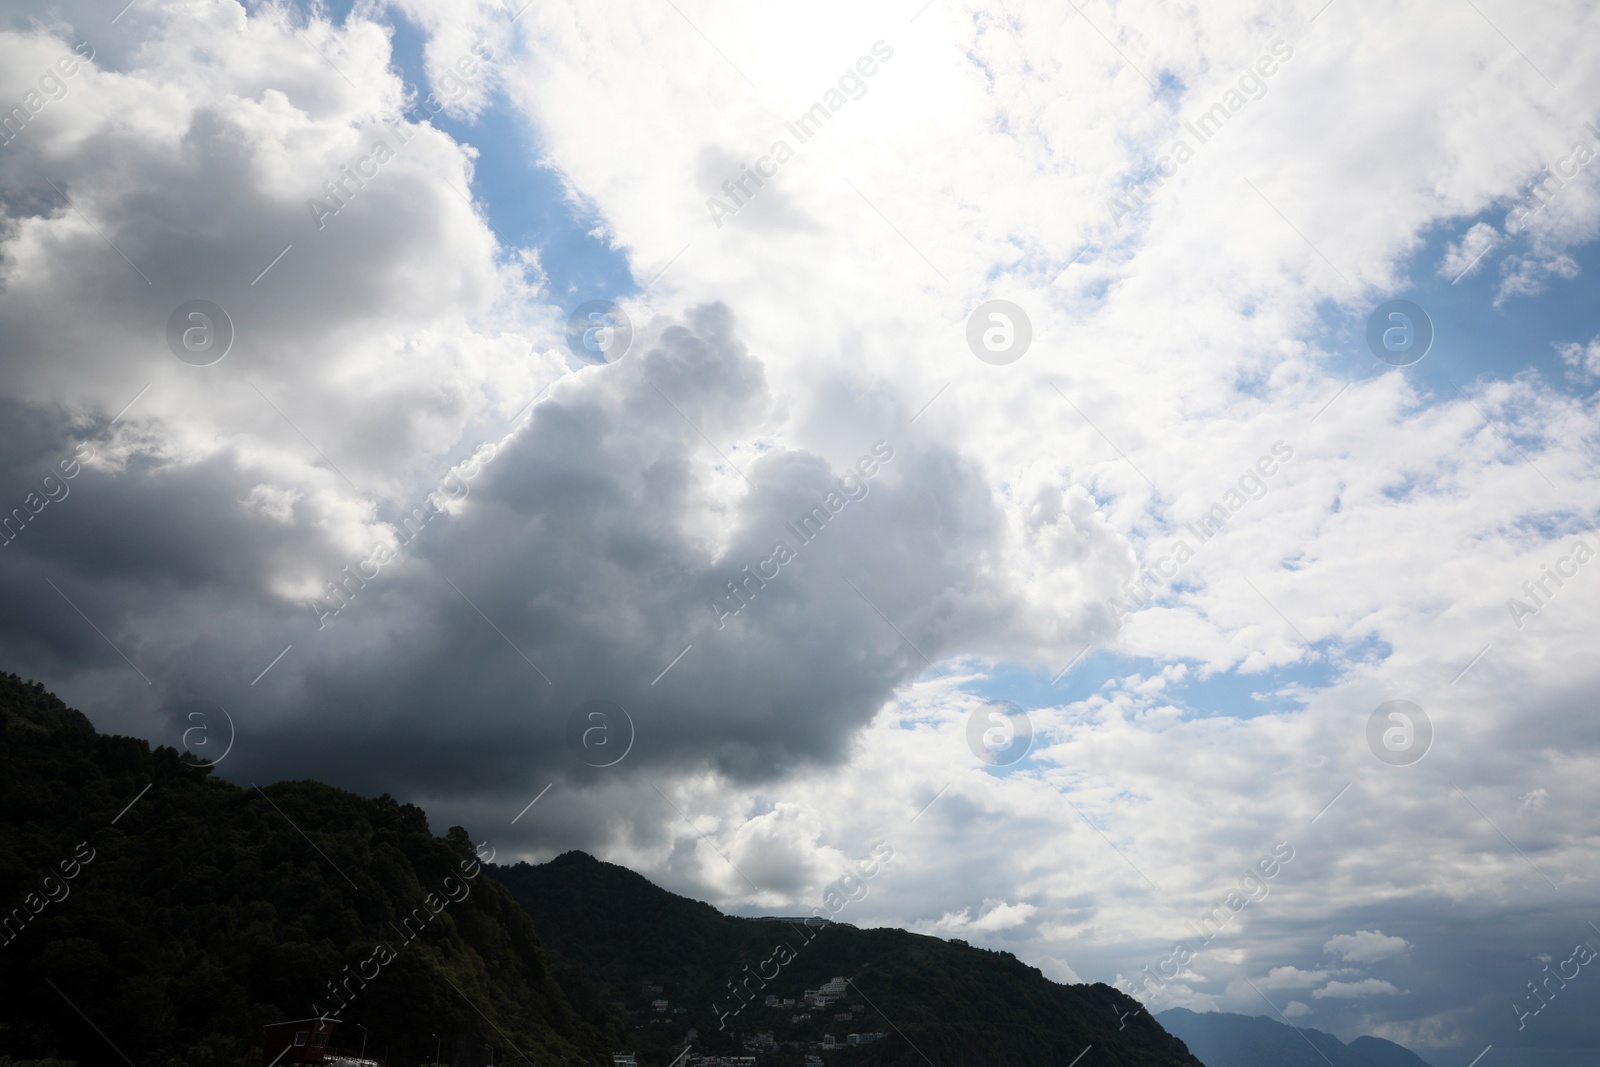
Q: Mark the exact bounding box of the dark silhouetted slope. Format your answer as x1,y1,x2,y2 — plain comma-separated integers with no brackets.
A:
0,672,622,1067
493,851,1203,1067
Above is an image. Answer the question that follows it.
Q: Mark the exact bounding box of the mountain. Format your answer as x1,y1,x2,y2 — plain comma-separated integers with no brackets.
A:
0,672,623,1067
1155,1008,1431,1067
491,851,1204,1067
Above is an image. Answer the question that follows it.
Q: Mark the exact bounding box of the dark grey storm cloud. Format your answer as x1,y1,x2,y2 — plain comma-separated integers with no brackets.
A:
0,302,1101,839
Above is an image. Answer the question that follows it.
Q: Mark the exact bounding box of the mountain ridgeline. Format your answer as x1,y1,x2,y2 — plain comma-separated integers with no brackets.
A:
1154,1009,1432,1067
0,672,621,1067
0,671,1424,1067
491,852,1203,1067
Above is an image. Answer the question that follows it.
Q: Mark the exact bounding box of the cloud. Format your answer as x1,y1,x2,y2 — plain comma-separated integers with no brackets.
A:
1283,1000,1312,1018
970,900,1039,932
1498,251,1583,304
1558,335,1600,379
1313,979,1403,1000
1262,966,1331,989
1438,222,1500,283
5,0,1600,1054
1324,930,1411,964
917,899,1039,936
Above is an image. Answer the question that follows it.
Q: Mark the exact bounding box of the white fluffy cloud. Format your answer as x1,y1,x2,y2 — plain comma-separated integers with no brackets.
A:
1325,930,1411,964
1262,965,1333,989
4,0,1600,1056
916,899,1039,936
1558,334,1600,378
1314,979,1403,1000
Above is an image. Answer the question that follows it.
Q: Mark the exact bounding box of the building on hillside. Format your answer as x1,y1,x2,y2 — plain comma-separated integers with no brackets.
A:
819,977,847,997
805,1057,824,1067
822,1035,835,1049
263,1018,342,1064
846,1033,886,1046
614,1054,637,1067
652,999,669,1012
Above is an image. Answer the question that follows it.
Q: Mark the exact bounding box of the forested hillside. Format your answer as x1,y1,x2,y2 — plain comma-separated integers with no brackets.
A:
494,852,1205,1067
0,673,622,1067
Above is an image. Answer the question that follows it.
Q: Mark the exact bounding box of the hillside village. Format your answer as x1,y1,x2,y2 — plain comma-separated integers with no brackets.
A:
628,975,886,1067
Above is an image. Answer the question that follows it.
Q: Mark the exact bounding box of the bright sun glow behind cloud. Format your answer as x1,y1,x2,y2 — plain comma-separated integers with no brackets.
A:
1,0,1598,1060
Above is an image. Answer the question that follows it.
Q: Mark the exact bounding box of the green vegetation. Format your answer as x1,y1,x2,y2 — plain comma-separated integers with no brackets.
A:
0,673,622,1067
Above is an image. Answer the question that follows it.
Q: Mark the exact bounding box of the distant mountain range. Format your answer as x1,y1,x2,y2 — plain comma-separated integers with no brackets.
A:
1156,1008,1431,1067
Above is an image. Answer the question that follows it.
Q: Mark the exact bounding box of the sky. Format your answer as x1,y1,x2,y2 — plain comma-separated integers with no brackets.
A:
1,0,1598,1063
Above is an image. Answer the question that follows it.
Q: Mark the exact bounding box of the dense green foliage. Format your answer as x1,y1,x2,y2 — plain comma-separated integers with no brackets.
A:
493,852,1205,1067
0,673,623,1067
1155,1009,1430,1067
